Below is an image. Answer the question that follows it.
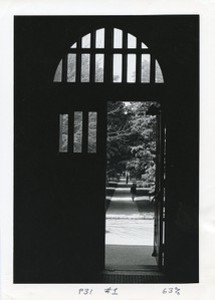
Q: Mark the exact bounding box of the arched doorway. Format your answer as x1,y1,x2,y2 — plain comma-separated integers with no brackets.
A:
52,27,166,275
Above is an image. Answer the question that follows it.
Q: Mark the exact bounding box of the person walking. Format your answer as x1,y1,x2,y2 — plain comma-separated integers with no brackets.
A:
126,170,130,184
126,173,129,184
130,183,137,202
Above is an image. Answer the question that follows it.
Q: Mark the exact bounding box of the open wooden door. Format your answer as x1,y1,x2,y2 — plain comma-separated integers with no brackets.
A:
150,106,165,269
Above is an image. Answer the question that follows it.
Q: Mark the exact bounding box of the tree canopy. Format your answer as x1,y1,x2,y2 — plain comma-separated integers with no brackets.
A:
106,101,158,187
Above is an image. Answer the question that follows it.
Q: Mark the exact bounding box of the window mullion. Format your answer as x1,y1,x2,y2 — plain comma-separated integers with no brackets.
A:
62,54,68,82
76,40,81,83
90,30,95,83
122,31,127,83
82,111,88,154
150,54,156,83
136,39,141,84
69,112,74,153
104,27,112,83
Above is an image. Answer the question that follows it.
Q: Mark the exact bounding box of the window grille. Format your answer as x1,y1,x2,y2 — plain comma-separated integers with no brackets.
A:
54,28,164,84
59,112,97,153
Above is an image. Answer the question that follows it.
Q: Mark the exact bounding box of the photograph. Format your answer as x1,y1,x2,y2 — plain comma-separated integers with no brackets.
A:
14,15,199,284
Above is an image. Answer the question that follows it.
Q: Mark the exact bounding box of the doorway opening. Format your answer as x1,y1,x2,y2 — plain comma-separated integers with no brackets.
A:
105,101,162,271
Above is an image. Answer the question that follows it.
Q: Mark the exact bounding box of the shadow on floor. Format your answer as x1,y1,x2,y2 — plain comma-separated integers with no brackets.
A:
106,245,156,268
102,272,168,283
135,200,154,214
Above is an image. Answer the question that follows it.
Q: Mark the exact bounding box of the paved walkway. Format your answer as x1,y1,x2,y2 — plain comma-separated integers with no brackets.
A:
106,219,154,245
106,178,154,219
105,177,156,267
106,181,142,219
105,177,154,246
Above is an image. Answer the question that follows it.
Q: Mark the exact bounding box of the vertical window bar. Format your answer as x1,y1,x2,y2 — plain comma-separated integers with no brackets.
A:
76,40,81,83
104,27,112,83
73,112,83,153
88,112,97,153
83,111,88,153
136,39,141,83
59,114,69,153
150,55,156,83
90,31,96,82
68,111,74,153
62,54,68,83
122,30,127,83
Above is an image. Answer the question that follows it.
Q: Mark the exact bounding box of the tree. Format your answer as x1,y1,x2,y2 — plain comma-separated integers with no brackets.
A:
106,101,132,176
106,101,158,187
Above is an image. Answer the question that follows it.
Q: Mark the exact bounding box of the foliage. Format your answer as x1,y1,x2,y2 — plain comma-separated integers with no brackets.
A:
106,101,158,187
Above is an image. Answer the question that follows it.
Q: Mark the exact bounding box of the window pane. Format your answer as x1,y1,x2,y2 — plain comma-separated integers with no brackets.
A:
155,60,164,83
54,59,62,82
96,28,105,48
70,42,77,48
81,54,90,82
127,54,136,83
95,54,104,82
113,28,122,48
73,112,83,153
67,54,76,82
127,33,137,48
59,114,68,152
141,42,148,49
81,33,91,48
113,54,122,82
141,54,150,83
88,112,97,153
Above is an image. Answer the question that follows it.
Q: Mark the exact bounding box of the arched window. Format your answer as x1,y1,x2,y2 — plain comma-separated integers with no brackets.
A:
54,28,164,83
57,28,165,154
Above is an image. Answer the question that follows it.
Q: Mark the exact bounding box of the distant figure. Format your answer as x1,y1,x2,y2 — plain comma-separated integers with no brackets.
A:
125,171,130,184
126,173,129,184
130,183,137,202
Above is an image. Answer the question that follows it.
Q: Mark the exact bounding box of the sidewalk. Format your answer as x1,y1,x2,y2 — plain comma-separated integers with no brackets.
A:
105,177,154,246
106,177,154,220
105,177,156,267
